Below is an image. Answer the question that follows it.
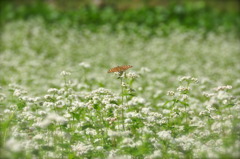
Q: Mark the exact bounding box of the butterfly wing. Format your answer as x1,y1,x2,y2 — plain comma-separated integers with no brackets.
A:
108,65,132,73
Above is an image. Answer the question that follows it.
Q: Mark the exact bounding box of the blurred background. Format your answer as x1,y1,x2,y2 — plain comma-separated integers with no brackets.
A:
1,0,239,33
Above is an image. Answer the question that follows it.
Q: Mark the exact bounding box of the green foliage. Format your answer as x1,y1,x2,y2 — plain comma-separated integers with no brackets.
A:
1,2,239,34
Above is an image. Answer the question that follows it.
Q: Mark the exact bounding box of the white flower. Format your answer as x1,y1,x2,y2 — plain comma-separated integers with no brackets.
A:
6,138,23,152
108,130,130,138
0,93,6,101
85,128,97,136
60,71,71,76
4,109,11,114
177,86,190,92
47,88,58,94
214,85,232,91
13,89,26,97
124,118,132,123
157,130,172,140
33,134,44,140
126,72,139,79
72,142,93,156
140,67,151,73
55,100,65,108
145,150,162,159
128,97,146,106
37,112,66,128
217,91,228,100
202,92,215,98
141,107,151,114
79,62,91,68
96,146,103,151
167,91,175,96
175,135,195,151
179,76,198,83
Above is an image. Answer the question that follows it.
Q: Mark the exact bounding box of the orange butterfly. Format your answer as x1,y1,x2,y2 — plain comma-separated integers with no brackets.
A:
108,65,133,73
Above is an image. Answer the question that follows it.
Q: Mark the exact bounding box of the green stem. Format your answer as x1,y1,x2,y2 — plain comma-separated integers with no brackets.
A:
121,77,125,130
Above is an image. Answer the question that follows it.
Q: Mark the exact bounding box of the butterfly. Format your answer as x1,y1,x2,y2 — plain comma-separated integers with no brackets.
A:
108,65,133,73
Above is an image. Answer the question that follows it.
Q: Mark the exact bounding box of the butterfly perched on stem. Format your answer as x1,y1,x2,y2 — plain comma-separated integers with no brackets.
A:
108,65,133,73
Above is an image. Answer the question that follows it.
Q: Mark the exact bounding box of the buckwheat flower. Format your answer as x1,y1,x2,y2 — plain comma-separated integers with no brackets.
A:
73,101,86,108
175,135,194,151
56,95,63,100
206,104,215,112
93,139,101,144
222,99,228,104
126,72,139,79
4,109,12,114
157,130,172,140
202,92,215,98
108,130,130,138
162,109,170,114
146,116,156,122
199,110,209,116
180,94,189,101
43,102,55,108
179,76,198,83
179,76,192,82
38,110,47,116
13,89,27,97
55,100,65,108
94,87,112,94
32,134,44,140
37,112,66,128
128,97,146,106
140,67,151,73
96,146,103,151
79,62,91,68
60,70,71,76
122,138,133,145
9,104,17,110
141,127,153,134
105,104,118,110
167,91,175,96
177,86,190,92
121,82,127,87
47,88,58,94
33,97,41,102
125,112,142,118
0,93,6,101
214,85,232,91
54,130,65,137
58,88,65,95
72,142,93,156
85,128,97,136
44,94,54,100
191,77,198,83
124,118,132,124
141,107,151,114
217,91,228,100
145,150,162,159
20,96,30,101
131,140,143,148
211,122,222,132
149,112,163,118
6,137,23,152
69,105,78,112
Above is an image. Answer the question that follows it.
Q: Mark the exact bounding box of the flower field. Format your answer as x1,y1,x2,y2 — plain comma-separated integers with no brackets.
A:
0,3,240,159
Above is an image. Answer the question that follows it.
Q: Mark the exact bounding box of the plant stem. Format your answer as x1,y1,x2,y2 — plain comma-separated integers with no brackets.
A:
121,77,125,130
